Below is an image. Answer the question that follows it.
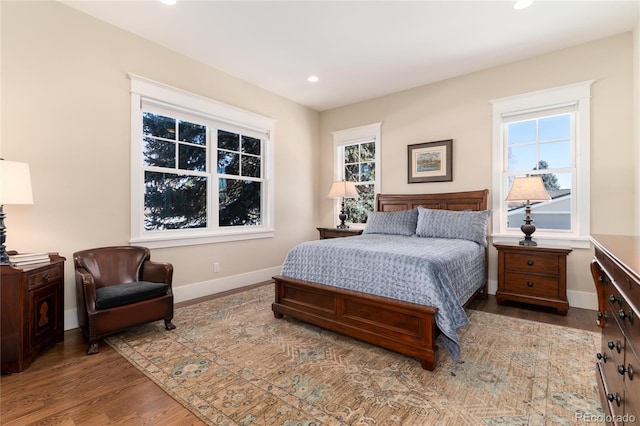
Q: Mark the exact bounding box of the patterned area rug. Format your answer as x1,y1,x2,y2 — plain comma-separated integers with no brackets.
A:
106,284,604,425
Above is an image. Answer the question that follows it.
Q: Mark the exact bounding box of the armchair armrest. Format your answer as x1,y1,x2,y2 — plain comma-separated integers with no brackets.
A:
140,260,173,288
75,267,98,314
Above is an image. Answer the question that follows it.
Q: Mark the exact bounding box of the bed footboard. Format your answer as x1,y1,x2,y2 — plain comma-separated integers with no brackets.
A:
272,275,439,370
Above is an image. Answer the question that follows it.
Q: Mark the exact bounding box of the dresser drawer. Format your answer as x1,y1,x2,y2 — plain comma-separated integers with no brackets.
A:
504,272,559,298
504,252,559,276
27,266,62,290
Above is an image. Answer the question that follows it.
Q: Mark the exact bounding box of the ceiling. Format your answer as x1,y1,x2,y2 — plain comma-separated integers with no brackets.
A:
61,0,639,112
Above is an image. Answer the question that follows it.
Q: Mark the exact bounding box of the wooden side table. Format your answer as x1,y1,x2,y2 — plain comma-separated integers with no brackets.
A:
317,227,363,239
1,253,65,374
494,243,572,315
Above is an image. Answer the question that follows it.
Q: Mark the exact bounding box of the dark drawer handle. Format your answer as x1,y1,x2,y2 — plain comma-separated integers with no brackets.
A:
527,260,534,266
607,340,621,352
628,364,634,380
619,310,628,321
618,364,627,376
527,281,534,287
597,352,608,363
43,273,50,282
607,392,622,406
609,294,621,305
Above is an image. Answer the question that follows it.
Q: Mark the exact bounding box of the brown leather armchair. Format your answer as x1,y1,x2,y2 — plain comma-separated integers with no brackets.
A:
74,246,175,355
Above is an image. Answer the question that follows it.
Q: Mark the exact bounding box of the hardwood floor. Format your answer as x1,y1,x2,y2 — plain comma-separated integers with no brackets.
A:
1,283,598,425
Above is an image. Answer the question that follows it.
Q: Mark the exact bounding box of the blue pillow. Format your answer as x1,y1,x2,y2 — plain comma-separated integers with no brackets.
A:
363,209,418,236
416,207,490,247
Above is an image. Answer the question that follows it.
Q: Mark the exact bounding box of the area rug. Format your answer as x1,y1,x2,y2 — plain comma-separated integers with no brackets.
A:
106,284,604,425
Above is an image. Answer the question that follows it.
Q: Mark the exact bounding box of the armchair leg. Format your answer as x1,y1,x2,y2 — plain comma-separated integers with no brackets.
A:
165,319,176,330
87,342,99,355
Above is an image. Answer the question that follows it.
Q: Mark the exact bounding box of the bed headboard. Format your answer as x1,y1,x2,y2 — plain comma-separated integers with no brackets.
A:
376,189,489,212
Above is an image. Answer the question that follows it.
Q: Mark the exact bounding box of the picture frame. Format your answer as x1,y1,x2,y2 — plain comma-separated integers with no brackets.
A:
407,139,453,183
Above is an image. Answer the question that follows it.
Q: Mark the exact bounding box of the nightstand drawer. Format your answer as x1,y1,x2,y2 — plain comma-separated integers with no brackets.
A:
504,252,559,276
504,272,559,298
27,266,62,290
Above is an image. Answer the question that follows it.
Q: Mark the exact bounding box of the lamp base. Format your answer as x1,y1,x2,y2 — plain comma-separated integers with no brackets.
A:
519,238,538,246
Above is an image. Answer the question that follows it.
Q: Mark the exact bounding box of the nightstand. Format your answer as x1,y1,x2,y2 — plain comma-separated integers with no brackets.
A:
317,227,363,239
1,253,66,373
494,243,572,315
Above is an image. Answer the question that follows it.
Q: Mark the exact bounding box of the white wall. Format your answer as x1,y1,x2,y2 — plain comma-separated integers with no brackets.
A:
319,33,636,310
1,1,320,329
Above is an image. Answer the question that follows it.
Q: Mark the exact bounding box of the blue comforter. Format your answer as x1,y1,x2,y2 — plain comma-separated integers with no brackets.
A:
280,234,486,360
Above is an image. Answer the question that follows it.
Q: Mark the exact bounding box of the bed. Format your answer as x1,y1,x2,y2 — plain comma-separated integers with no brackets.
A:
272,189,489,371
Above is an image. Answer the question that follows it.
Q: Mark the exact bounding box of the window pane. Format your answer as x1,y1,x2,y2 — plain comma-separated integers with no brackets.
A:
345,164,359,182
143,113,176,139
539,141,571,168
344,145,359,163
241,155,260,178
218,150,239,175
360,162,374,181
144,137,175,168
539,115,570,141
242,136,261,155
507,144,537,171
178,121,206,145
144,171,207,230
178,144,206,171
219,179,261,226
360,142,375,161
218,130,239,151
508,121,536,145
345,184,374,224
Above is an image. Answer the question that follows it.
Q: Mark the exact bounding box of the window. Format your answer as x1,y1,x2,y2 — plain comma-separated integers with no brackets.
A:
130,74,275,248
332,123,381,226
491,81,592,248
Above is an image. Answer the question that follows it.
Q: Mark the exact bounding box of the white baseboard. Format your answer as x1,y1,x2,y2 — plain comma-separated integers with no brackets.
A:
64,269,596,331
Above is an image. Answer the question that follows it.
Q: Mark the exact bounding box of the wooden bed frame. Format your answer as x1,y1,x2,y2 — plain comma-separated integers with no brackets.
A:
272,189,489,371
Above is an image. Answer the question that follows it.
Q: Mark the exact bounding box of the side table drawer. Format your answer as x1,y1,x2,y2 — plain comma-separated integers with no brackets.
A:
504,272,559,298
504,252,559,275
27,266,62,290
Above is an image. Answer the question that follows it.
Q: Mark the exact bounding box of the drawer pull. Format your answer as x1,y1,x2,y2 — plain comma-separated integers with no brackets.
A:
607,392,622,406
527,260,534,266
609,294,622,305
605,341,623,356
527,281,534,287
597,352,608,363
628,310,634,324
43,273,50,282
618,364,627,375
619,310,628,321
628,364,634,380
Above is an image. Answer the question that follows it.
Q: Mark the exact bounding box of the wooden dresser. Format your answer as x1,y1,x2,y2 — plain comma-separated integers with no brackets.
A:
591,234,639,425
1,254,65,374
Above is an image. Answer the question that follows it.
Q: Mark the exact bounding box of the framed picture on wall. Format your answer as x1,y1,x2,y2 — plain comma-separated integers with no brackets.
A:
407,139,453,183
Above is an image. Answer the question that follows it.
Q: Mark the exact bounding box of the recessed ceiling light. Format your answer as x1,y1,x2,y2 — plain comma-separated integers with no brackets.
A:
307,76,319,83
513,0,534,10
160,0,177,5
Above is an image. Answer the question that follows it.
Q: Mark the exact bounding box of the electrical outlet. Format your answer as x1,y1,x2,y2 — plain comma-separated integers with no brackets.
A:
213,262,220,273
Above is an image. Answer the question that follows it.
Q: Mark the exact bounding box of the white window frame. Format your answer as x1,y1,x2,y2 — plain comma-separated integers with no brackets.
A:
129,74,275,249
491,81,593,249
332,123,381,229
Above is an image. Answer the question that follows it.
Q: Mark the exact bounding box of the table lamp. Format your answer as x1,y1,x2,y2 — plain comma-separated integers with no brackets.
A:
0,160,34,263
505,175,550,246
327,181,359,229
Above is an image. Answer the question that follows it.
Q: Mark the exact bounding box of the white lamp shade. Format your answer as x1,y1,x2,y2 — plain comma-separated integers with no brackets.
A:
0,160,34,205
505,176,550,202
327,181,359,199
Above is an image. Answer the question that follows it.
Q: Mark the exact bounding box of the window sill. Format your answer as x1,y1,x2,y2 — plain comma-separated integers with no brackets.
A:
491,233,591,249
130,228,275,249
